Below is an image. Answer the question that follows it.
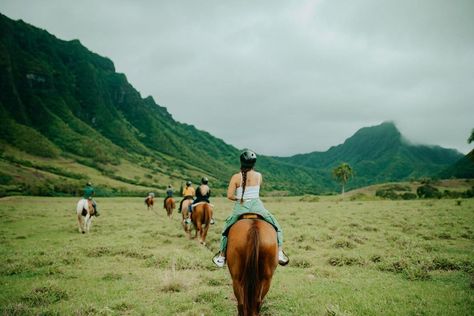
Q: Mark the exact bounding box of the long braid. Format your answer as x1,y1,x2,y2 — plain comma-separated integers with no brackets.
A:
240,167,251,204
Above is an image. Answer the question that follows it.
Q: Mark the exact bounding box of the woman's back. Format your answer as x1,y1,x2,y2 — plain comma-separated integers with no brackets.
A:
236,170,261,188
235,170,261,200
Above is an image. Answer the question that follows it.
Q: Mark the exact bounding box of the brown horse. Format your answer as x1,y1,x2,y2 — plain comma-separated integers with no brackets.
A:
164,197,175,219
227,217,278,316
145,196,154,211
190,202,212,245
181,199,193,235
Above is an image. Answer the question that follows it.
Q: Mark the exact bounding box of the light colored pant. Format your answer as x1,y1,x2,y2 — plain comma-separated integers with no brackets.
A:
218,198,283,253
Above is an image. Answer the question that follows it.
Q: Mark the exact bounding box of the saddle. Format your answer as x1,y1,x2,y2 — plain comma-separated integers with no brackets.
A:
238,213,263,220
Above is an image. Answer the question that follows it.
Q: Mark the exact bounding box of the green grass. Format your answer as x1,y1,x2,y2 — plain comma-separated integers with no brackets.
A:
0,196,473,315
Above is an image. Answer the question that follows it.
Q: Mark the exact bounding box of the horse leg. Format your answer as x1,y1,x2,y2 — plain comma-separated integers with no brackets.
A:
194,220,200,241
232,280,244,316
201,206,212,244
201,223,210,245
77,215,85,233
84,213,91,232
87,216,93,232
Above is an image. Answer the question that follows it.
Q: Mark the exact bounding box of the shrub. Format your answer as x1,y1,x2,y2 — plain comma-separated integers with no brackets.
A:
375,189,400,200
401,192,417,200
416,184,441,199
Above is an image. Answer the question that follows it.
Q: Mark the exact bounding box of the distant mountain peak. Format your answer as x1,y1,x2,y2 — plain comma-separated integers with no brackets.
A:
343,121,402,149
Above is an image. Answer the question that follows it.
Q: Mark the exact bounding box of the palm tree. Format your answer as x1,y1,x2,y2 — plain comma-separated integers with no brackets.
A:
332,163,353,196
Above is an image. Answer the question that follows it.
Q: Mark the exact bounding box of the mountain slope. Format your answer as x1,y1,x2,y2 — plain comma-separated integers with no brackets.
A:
0,13,330,195
278,122,463,188
439,149,474,179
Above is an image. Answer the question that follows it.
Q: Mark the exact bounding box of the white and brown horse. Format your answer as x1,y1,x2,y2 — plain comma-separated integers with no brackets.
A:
76,199,96,234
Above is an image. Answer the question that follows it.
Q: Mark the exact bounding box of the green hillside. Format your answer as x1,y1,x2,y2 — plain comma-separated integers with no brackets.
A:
278,122,464,189
0,13,466,196
439,150,474,179
0,13,330,196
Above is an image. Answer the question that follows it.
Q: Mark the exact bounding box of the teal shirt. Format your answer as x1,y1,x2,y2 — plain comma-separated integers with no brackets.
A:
83,186,95,199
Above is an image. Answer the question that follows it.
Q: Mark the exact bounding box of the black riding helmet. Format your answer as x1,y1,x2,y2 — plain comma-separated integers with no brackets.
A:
240,149,257,168
201,177,209,184
186,181,192,186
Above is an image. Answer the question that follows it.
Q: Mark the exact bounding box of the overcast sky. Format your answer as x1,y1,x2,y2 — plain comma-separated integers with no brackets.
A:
2,0,473,156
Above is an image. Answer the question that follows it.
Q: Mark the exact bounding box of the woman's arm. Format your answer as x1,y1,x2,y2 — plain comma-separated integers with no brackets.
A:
227,174,238,201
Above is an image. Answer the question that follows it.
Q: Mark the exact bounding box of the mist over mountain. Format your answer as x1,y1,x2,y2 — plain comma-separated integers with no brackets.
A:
0,13,466,196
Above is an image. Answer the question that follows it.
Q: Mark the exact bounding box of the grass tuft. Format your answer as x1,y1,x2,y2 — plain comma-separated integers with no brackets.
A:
291,258,312,268
328,255,364,267
86,246,112,257
326,304,352,316
21,284,68,306
333,239,356,249
102,272,123,280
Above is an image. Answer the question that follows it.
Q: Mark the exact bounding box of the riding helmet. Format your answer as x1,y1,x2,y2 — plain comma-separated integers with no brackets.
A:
201,177,208,184
240,149,257,168
186,181,192,186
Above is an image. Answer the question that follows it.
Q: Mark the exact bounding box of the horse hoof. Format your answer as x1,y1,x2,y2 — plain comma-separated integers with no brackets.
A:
81,231,85,234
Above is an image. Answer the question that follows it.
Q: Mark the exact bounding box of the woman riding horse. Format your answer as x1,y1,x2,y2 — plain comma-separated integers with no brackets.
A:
213,149,289,267
179,181,195,214
185,177,215,225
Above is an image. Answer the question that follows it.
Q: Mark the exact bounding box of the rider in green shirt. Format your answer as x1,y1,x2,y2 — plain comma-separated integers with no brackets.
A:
83,182,99,216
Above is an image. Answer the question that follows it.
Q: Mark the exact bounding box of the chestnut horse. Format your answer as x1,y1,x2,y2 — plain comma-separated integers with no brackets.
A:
164,197,175,219
190,202,212,245
145,195,154,211
181,199,193,235
76,199,96,234
227,216,278,316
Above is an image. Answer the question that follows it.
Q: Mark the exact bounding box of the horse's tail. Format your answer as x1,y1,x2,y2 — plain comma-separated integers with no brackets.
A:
243,221,260,315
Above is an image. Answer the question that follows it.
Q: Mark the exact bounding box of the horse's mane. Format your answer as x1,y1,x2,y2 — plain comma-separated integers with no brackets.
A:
243,221,260,314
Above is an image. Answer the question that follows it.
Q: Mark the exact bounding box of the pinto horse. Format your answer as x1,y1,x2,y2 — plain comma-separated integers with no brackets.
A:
76,199,96,234
181,199,193,235
164,197,175,219
227,216,278,316
145,195,154,211
190,202,212,245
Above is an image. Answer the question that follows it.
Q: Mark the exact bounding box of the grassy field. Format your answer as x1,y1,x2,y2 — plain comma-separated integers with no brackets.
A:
0,196,473,315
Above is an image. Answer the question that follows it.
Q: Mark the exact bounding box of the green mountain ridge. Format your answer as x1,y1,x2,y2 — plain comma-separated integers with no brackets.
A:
277,122,465,188
0,13,467,196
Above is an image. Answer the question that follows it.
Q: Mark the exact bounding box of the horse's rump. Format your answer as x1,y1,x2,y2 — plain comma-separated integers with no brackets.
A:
76,199,88,215
227,219,278,315
165,197,175,208
193,202,212,225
